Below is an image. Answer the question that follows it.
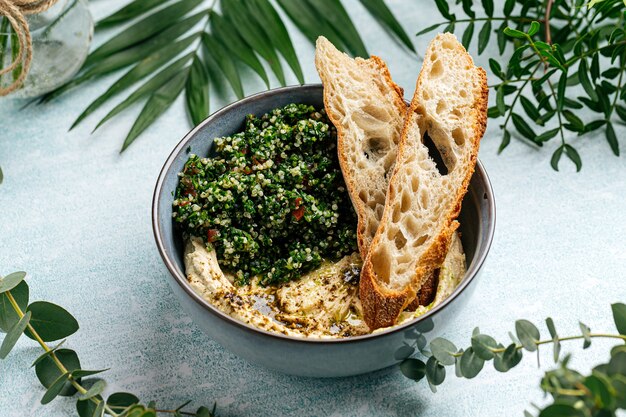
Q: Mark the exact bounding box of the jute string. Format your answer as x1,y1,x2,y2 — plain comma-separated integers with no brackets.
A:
0,0,58,95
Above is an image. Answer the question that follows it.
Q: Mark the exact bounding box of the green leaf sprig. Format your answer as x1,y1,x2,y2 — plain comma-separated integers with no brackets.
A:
419,0,625,171
399,303,626,417
40,0,413,152
0,272,217,417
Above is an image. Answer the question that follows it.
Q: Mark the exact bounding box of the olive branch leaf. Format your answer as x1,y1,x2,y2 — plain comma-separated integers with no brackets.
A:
418,0,626,171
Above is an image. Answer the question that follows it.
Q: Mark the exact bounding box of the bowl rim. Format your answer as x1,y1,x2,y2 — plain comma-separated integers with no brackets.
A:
152,84,496,345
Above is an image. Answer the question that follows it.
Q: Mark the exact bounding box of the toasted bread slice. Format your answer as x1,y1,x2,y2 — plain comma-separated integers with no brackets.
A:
315,36,406,260
360,33,488,329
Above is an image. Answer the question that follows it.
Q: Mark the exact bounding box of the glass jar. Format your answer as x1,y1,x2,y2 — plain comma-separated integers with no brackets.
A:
0,0,93,99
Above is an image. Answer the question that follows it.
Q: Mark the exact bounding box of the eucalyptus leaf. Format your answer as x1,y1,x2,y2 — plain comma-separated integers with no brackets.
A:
394,344,415,360
426,356,446,385
579,322,592,349
0,271,26,294
35,348,81,396
72,369,108,378
122,69,190,152
26,301,79,342
516,320,540,351
612,303,626,335
76,395,102,417
31,339,66,367
460,348,484,378
0,310,30,359
430,338,457,366
399,358,426,381
107,392,140,410
78,380,106,401
471,334,498,360
608,351,626,376
584,374,613,408
0,280,28,332
359,0,415,52
93,400,106,417
538,404,584,417
501,343,523,371
196,406,213,417
41,372,70,404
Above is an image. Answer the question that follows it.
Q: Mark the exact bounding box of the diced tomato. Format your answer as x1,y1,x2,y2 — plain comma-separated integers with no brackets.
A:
241,147,249,155
243,167,252,175
179,200,190,207
292,205,305,221
207,229,219,242
294,197,303,208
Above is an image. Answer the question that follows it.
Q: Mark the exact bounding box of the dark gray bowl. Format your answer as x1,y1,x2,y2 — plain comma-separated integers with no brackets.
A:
152,84,495,378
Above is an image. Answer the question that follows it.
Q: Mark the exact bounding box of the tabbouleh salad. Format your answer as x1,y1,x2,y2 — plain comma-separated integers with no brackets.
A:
173,103,358,286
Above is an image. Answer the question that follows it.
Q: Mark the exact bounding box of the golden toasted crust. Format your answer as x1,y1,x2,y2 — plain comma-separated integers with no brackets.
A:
359,264,415,329
317,47,406,260
360,34,489,330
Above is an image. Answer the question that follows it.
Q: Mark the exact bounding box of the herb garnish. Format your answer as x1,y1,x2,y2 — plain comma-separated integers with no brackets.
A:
173,104,358,285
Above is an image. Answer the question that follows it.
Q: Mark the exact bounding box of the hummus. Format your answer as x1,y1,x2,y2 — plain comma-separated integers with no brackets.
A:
184,232,466,338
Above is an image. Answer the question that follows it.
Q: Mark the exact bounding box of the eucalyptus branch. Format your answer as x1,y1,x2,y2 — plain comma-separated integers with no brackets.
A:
399,303,626,417
0,272,217,417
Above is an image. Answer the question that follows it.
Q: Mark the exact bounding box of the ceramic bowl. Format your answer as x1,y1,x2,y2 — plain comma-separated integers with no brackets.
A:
152,84,495,377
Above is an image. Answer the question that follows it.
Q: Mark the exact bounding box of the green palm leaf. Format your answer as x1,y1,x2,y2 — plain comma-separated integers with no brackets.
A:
209,11,270,88
276,0,344,51
93,53,194,133
202,33,244,99
243,0,305,84
306,0,368,57
71,33,200,130
86,0,204,65
96,0,164,29
42,11,207,102
185,56,210,125
121,69,190,151
359,0,415,52
221,0,286,86
40,0,414,152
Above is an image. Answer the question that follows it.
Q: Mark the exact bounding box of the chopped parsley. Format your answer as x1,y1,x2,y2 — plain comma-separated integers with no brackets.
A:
173,103,358,285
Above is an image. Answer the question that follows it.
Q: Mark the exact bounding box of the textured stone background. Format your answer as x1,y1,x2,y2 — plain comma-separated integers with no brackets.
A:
1,1,625,416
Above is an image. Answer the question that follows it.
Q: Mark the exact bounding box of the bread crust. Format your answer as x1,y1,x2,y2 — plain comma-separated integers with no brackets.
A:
315,38,406,260
360,34,489,329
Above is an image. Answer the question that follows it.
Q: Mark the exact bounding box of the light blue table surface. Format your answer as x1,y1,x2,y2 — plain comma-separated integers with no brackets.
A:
1,1,625,416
